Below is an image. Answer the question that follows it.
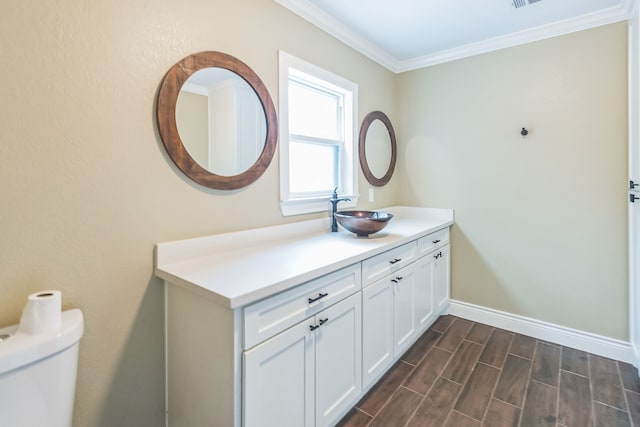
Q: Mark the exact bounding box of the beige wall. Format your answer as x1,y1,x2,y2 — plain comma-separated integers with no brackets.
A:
0,1,397,425
396,23,629,340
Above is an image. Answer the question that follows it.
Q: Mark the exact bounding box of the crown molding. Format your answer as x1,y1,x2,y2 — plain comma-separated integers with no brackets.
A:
274,0,403,73
275,0,636,74
397,1,635,72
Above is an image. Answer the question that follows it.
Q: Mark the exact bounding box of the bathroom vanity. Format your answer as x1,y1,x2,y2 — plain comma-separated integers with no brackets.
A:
155,206,453,427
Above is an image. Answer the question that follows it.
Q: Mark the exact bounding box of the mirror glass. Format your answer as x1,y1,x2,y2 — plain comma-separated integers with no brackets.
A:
364,119,393,179
175,68,267,176
156,51,277,191
359,111,397,187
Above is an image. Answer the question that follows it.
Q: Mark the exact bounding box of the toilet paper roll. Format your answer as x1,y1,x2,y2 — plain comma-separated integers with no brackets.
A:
18,290,62,335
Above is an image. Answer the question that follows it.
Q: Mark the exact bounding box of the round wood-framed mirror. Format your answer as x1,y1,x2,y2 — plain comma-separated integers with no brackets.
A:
156,51,277,190
359,111,397,187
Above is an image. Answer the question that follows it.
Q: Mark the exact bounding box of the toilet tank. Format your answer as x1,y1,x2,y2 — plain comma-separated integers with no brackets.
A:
0,309,84,427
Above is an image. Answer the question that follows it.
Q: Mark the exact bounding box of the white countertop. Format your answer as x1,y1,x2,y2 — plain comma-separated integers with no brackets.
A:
155,206,454,309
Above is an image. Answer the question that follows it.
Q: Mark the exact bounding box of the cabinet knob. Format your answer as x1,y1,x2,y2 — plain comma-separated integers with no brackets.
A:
389,258,402,264
308,292,329,304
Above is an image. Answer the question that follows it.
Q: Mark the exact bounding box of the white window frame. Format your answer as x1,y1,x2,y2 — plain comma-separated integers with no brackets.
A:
279,51,358,216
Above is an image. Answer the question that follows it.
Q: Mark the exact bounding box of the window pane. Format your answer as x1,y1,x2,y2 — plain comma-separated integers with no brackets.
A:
289,81,340,140
289,141,338,194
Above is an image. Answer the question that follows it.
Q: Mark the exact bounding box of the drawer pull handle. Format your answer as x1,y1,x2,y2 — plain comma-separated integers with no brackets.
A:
389,258,402,264
396,276,403,281
309,324,320,331
308,292,329,304
432,239,441,244
391,278,398,283
319,318,329,326
434,252,441,259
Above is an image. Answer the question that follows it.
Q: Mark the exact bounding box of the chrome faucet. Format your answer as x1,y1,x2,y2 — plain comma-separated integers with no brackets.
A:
330,188,350,232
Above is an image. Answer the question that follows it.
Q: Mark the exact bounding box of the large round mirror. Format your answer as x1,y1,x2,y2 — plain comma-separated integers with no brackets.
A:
156,51,277,190
359,111,397,186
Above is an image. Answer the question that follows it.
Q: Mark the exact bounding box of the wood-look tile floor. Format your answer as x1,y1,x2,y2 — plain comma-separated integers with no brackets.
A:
337,315,640,427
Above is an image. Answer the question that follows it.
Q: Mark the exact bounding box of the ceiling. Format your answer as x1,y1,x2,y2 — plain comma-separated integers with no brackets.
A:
275,0,635,73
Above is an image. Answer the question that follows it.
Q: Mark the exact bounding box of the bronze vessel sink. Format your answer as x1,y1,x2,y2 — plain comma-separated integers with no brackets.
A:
334,210,393,237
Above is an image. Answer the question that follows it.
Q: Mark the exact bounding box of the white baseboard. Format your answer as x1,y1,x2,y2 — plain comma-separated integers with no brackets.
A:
448,300,635,364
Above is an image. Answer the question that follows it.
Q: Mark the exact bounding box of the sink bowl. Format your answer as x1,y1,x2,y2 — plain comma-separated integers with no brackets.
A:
334,210,393,237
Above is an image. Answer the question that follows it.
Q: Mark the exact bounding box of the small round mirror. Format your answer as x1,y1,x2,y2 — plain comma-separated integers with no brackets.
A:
359,111,397,186
157,51,277,190
175,68,267,176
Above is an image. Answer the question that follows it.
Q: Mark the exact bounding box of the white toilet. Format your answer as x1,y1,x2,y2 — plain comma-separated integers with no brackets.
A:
0,308,84,427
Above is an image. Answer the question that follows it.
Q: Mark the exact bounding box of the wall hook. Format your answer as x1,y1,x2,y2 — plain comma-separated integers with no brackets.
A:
521,127,529,137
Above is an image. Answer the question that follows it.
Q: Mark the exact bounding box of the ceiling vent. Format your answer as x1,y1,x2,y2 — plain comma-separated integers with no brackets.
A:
512,0,543,8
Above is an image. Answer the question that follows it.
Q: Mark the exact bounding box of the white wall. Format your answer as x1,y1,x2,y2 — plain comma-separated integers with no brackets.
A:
396,22,629,340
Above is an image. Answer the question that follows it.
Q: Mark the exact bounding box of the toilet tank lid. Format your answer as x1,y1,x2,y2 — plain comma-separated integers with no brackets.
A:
0,309,84,375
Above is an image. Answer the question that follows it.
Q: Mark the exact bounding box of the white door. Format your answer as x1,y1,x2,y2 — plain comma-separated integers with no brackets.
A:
630,7,640,369
314,292,362,427
415,254,435,333
243,320,315,427
631,193,640,367
362,278,394,389
434,246,451,315
393,264,417,357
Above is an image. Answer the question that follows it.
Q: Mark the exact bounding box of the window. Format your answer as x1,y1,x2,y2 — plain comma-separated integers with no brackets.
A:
279,51,358,216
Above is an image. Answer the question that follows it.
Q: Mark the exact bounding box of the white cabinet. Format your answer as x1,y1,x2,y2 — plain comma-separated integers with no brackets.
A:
362,242,416,286
157,209,453,427
315,293,362,427
362,276,394,388
433,245,450,315
414,243,450,334
362,262,419,389
392,264,418,356
414,254,435,333
417,229,450,318
362,235,450,391
244,292,362,427
243,319,314,427
243,265,361,349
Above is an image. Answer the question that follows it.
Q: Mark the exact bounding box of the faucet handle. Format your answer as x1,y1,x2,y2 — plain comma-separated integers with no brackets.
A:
332,187,338,198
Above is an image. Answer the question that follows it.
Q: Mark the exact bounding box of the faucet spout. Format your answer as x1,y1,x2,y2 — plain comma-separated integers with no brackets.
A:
330,188,350,232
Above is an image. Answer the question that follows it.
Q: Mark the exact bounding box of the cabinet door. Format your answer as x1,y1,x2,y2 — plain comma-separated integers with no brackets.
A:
415,253,435,333
393,264,417,357
314,293,362,427
362,278,394,389
243,320,314,427
434,245,451,315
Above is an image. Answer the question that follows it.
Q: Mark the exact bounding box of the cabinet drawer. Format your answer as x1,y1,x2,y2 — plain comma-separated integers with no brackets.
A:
362,242,416,286
417,228,449,257
243,264,361,349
